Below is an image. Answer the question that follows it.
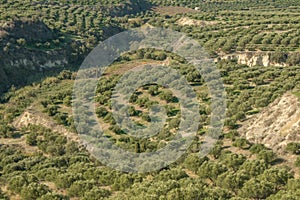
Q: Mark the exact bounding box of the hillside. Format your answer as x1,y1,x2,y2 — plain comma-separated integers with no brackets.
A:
0,0,300,200
0,0,150,94
0,19,69,93
239,92,300,153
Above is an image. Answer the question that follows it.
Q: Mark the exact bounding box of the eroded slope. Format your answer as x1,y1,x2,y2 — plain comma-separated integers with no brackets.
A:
239,92,300,153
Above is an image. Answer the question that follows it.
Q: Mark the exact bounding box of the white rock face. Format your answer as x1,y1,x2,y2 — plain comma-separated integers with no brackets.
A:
10,58,68,69
40,58,68,69
216,52,287,67
176,17,218,26
239,93,300,153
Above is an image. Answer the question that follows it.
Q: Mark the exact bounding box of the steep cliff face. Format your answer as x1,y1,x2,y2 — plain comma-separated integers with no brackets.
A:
239,92,300,153
216,52,287,67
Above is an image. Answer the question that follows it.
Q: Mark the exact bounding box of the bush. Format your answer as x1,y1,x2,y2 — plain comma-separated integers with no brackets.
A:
287,53,300,66
55,172,83,189
183,154,209,173
67,180,95,197
271,50,288,63
26,132,38,146
37,193,69,200
233,138,251,149
286,143,300,155
8,175,28,193
96,106,108,118
148,85,159,96
0,190,8,200
20,183,50,200
159,91,175,103
257,150,277,164
295,156,300,167
82,187,111,200
45,105,59,116
249,144,268,154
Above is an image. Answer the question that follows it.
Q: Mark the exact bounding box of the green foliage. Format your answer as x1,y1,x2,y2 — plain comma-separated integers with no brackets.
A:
8,175,29,193
286,142,300,155
233,138,251,149
148,85,159,96
26,132,38,146
67,180,95,197
257,150,277,164
249,143,268,154
37,193,69,200
271,50,288,63
20,183,50,200
159,90,175,103
239,168,291,199
1,1,300,200
197,161,227,181
82,187,111,200
0,190,8,200
112,174,137,191
183,154,208,173
295,156,300,167
0,123,15,138
239,178,276,199
55,173,81,189
220,153,246,171
240,159,269,177
45,105,59,116
216,170,249,192
209,144,223,159
96,106,109,118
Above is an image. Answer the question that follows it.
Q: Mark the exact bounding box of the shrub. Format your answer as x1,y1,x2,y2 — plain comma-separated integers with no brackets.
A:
286,143,300,155
67,180,95,197
249,144,268,154
257,150,277,164
295,156,300,167
233,138,251,149
20,183,50,200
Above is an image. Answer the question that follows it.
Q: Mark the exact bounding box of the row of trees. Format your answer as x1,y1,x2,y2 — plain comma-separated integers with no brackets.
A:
147,7,300,53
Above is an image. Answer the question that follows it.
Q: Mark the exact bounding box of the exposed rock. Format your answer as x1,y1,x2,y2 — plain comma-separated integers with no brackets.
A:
216,51,287,67
239,92,300,153
13,107,78,142
176,17,218,26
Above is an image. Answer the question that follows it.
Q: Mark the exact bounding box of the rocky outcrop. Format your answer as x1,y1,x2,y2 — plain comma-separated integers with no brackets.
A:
13,107,78,142
239,92,300,153
216,52,287,67
177,17,218,26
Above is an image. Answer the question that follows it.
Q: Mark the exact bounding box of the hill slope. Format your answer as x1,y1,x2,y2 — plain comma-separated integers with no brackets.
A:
239,92,300,153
